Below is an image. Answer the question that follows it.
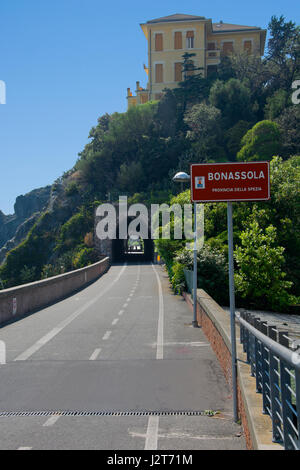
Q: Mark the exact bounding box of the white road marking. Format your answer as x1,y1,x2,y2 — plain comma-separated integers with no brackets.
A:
144,416,159,450
102,331,112,340
134,431,239,441
43,415,60,427
123,303,128,308
118,310,124,316
89,348,102,360
150,341,209,348
144,265,165,451
14,264,127,361
126,297,131,302
18,447,32,450
112,318,119,326
152,264,164,360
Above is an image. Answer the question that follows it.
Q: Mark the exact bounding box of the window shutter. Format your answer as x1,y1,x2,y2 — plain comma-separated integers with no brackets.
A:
155,64,163,83
186,31,194,38
244,40,252,53
174,62,182,82
155,34,163,51
222,42,233,55
174,32,182,49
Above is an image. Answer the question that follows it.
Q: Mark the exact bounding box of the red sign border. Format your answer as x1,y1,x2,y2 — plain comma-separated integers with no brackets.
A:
190,161,271,203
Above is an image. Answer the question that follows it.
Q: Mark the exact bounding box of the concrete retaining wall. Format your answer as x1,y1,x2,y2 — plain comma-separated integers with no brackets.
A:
183,289,282,451
0,258,110,326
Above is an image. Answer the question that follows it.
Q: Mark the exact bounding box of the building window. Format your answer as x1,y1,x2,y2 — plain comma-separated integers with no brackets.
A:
222,41,234,56
174,32,182,49
155,64,163,83
244,40,252,53
174,62,182,82
155,33,163,51
207,42,216,51
186,31,194,49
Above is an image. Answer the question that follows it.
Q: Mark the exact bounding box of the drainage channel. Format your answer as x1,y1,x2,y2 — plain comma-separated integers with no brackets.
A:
0,410,218,418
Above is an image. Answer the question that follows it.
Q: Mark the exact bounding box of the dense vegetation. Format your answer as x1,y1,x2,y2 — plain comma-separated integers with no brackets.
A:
0,15,299,311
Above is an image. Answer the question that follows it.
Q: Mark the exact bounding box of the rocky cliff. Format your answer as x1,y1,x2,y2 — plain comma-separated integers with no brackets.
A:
0,186,51,262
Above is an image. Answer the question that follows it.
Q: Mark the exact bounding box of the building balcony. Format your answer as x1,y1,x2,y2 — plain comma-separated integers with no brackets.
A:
206,49,221,61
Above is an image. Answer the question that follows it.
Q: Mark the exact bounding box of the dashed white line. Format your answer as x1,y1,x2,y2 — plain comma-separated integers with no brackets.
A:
152,264,164,360
43,415,60,427
123,303,128,308
89,348,102,360
14,264,127,361
144,265,165,451
118,310,124,316
126,297,131,302
112,318,119,326
102,331,112,341
144,416,159,450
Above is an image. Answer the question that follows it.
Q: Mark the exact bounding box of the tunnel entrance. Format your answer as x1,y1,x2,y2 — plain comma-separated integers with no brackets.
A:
112,215,154,263
112,235,154,263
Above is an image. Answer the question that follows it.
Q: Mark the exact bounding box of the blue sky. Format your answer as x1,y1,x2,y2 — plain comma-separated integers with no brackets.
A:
0,0,299,214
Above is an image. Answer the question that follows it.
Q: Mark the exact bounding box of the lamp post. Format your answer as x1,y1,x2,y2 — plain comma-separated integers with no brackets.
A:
173,172,198,328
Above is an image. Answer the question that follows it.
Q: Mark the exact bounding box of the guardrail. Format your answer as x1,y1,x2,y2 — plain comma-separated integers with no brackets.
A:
239,311,300,450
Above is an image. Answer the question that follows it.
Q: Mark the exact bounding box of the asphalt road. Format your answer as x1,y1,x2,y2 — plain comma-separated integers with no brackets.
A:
0,263,245,450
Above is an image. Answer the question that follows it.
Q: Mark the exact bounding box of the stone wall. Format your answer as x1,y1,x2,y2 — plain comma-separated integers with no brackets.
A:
183,289,282,451
0,258,110,325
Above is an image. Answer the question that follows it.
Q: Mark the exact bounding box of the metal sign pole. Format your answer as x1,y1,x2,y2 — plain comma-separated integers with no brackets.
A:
193,202,198,327
227,202,238,422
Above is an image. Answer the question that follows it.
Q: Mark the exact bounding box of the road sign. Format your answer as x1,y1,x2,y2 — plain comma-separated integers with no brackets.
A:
190,160,271,422
191,161,270,202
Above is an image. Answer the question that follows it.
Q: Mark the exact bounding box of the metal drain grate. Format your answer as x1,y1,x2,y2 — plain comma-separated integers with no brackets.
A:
0,410,218,418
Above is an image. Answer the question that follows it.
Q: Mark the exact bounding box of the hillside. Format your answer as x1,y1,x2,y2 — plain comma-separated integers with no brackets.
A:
0,15,299,311
0,186,51,263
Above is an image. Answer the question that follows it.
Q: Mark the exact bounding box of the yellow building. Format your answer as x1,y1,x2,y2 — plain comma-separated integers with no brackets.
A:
127,13,267,107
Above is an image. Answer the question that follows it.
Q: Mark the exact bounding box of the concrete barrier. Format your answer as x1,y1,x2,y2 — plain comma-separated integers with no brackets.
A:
0,258,110,326
183,289,282,451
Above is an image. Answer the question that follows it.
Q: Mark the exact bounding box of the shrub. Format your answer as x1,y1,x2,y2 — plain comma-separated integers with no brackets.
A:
19,266,36,284
237,120,282,161
170,262,186,294
65,182,79,197
175,246,228,304
72,247,98,269
234,221,295,310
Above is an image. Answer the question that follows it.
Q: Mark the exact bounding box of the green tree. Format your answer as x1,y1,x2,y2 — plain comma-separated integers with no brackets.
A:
264,89,289,120
234,221,293,310
225,120,252,160
184,103,226,162
276,106,300,158
237,120,282,161
266,15,300,90
209,78,253,126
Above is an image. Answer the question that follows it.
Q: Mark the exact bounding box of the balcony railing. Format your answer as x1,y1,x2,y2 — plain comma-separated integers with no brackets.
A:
206,50,221,60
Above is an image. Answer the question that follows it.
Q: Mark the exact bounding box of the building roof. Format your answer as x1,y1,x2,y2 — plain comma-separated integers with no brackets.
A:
212,22,261,32
146,13,206,24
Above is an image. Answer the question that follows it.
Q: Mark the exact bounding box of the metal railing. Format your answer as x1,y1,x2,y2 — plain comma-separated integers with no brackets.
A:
238,311,300,450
